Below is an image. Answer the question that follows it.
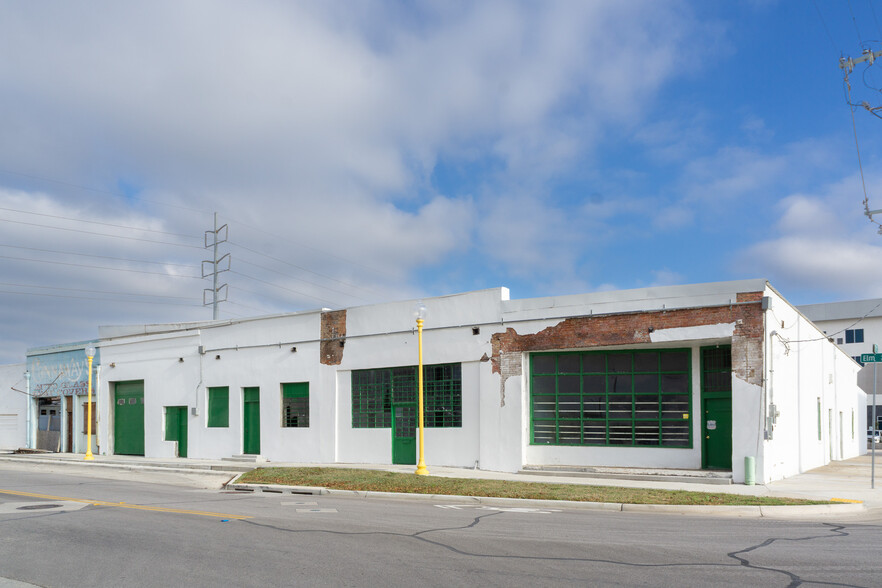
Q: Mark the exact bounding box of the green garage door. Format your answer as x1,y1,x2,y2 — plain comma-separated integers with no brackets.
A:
114,380,145,456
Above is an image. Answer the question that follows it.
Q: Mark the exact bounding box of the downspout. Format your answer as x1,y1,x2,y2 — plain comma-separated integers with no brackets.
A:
24,370,31,449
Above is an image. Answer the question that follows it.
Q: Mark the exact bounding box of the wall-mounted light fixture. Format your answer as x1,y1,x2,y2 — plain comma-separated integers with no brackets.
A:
178,357,184,363
291,346,297,353
472,327,480,335
215,355,221,360
648,326,655,333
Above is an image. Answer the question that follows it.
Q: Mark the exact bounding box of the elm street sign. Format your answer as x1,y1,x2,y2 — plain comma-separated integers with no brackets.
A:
860,353,882,363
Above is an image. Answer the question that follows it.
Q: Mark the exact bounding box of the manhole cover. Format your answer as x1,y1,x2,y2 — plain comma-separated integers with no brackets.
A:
17,504,64,511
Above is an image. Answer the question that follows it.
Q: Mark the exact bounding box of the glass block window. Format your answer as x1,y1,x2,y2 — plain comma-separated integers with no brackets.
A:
207,387,229,428
351,363,462,428
351,369,392,428
530,349,692,447
281,383,309,428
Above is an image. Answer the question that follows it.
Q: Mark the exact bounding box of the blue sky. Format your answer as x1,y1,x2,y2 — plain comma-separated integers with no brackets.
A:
0,1,881,364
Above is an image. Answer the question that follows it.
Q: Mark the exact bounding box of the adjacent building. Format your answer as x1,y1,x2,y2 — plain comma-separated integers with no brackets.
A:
1,279,867,484
797,298,882,431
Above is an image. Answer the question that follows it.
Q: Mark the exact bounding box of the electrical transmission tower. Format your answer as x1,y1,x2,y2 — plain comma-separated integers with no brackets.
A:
203,212,230,320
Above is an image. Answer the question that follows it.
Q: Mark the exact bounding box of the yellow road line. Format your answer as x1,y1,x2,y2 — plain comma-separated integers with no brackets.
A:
830,497,863,504
0,489,251,519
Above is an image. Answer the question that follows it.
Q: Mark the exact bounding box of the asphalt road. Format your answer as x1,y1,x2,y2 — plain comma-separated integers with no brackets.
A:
0,464,880,587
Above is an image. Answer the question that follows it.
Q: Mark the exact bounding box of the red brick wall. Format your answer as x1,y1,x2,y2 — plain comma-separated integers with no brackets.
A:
491,296,765,398
320,310,347,366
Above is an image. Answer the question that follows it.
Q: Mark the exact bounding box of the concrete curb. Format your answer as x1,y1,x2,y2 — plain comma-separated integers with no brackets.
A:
223,482,866,517
0,456,243,477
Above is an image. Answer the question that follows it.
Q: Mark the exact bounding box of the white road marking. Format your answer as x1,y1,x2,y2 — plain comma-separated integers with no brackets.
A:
434,504,560,514
295,508,338,513
281,501,318,506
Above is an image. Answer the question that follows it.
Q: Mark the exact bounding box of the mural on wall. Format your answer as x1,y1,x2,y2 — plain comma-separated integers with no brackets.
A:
26,347,100,397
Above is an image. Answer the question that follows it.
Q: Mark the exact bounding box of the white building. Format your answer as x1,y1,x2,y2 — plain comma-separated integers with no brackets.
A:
797,299,882,430
0,363,27,451
2,279,866,483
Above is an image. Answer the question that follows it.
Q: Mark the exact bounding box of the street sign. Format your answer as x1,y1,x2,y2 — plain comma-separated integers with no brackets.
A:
861,353,882,363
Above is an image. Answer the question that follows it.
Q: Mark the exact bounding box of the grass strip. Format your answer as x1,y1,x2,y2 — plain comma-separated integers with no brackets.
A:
237,467,828,506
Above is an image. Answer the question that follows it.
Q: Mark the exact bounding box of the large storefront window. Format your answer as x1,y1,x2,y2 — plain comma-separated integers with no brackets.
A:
352,364,462,428
530,349,692,447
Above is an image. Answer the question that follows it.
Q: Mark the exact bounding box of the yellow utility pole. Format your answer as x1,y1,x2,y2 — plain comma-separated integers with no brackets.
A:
84,346,95,461
415,302,428,476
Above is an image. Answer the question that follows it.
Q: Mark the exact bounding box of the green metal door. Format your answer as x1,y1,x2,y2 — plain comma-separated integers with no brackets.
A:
243,387,260,455
702,397,732,469
114,380,144,456
164,406,188,458
391,367,417,465
701,346,732,470
392,404,416,465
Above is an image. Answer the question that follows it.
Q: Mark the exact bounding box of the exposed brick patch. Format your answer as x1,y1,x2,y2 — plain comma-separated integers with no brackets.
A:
497,351,521,407
320,310,347,366
491,297,765,389
736,291,764,303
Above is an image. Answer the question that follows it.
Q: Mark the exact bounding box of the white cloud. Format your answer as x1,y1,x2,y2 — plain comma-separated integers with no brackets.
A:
735,170,882,299
0,1,712,362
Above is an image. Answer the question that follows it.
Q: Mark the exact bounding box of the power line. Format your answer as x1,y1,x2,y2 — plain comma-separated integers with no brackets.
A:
225,215,387,287
0,281,197,301
0,167,210,214
230,270,341,307
234,256,369,302
871,0,882,41
0,243,198,269
0,254,202,278
782,301,882,343
224,299,274,314
0,205,200,239
848,0,866,45
0,217,204,249
0,289,203,307
228,239,378,299
813,0,841,52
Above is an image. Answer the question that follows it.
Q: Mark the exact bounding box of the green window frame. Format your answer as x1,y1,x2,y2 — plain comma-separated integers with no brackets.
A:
530,349,692,447
207,387,229,428
351,363,462,428
282,382,309,428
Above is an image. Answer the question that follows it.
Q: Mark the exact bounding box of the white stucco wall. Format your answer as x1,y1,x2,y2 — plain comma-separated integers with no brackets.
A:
75,279,862,484
760,288,864,483
0,363,27,450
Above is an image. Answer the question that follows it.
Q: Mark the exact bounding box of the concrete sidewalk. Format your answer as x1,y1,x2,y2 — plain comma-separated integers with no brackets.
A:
2,451,880,514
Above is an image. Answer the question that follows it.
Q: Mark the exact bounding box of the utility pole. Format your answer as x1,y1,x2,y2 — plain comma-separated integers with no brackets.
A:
839,48,882,74
203,212,230,320
839,49,882,226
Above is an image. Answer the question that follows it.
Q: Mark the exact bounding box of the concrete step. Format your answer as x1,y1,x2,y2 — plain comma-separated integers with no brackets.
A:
519,464,733,485
222,454,268,463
